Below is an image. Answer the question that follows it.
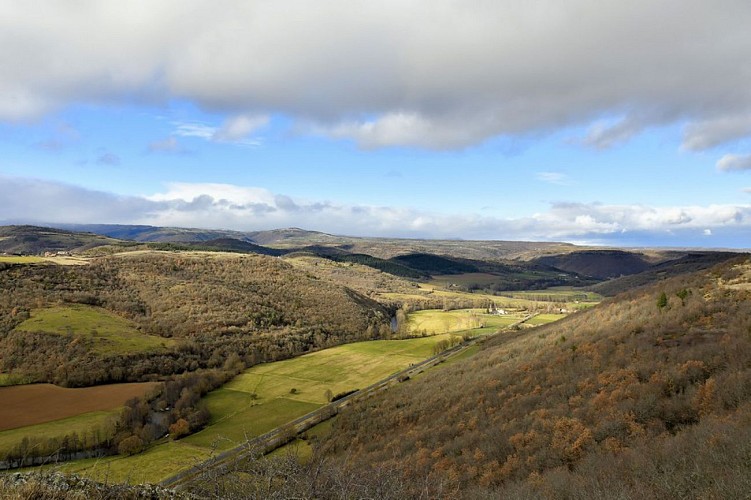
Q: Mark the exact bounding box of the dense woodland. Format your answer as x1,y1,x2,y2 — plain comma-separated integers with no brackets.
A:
0,252,390,387
301,256,751,498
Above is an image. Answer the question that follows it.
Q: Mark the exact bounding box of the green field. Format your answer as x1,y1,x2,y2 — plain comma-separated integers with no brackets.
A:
0,255,48,264
47,439,212,485
45,332,480,483
13,304,173,355
525,313,567,325
269,418,336,462
18,307,566,484
0,410,118,458
383,283,601,312
407,308,522,336
496,289,602,303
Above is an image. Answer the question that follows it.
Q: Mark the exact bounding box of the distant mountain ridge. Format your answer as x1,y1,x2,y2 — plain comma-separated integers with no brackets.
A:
2,225,743,294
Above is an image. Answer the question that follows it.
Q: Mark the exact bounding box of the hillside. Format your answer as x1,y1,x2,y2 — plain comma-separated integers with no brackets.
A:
0,226,118,254
0,251,390,387
47,223,580,260
533,249,653,279
305,256,751,498
591,251,742,296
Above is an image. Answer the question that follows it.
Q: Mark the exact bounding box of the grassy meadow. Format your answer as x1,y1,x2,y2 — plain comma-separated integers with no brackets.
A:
0,410,119,457
0,255,89,266
0,255,47,264
43,331,491,484
406,308,521,336
8,297,572,484
13,304,174,355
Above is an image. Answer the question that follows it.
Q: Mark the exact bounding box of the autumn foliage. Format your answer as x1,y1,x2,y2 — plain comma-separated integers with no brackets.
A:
319,256,751,497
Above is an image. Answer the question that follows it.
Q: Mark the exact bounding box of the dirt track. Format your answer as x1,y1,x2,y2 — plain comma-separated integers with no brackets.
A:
0,382,159,431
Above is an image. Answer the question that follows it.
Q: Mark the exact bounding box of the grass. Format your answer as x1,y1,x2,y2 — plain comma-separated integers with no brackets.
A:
526,313,567,325
383,283,601,312
0,256,47,264
50,332,483,484
183,397,320,449
0,410,118,458
13,304,173,355
407,308,523,336
48,440,212,485
31,310,556,484
0,255,89,266
268,418,335,462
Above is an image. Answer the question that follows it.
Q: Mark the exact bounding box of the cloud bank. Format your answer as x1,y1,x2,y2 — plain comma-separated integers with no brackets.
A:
2,176,749,248
1,1,750,155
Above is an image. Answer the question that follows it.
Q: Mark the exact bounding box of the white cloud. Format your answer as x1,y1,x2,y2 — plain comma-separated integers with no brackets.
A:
213,115,269,142
717,153,751,172
2,176,751,247
148,136,189,154
536,172,569,185
173,115,266,146
0,1,750,150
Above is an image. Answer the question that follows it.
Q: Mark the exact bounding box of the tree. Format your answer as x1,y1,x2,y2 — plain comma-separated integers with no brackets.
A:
657,292,668,310
169,418,190,440
117,435,144,456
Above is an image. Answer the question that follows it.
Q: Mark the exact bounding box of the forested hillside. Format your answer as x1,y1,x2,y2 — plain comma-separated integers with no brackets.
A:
312,256,751,498
0,252,390,387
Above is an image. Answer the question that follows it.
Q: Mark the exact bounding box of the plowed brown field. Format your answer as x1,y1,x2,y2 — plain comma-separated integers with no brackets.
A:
0,382,159,431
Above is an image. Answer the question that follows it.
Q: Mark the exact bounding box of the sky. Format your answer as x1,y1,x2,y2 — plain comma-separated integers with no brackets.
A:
1,1,751,248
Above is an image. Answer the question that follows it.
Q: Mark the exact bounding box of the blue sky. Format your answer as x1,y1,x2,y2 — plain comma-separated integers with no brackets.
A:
1,1,751,248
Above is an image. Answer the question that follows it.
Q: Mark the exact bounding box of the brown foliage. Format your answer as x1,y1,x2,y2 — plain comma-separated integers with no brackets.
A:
319,257,751,496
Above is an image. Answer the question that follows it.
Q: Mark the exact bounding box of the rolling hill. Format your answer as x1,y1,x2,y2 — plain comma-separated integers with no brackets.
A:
306,255,751,498
532,249,653,279
0,250,390,387
0,226,118,254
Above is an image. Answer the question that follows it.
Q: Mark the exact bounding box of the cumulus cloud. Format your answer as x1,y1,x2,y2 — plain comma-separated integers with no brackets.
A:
0,1,750,151
2,176,751,247
717,153,751,172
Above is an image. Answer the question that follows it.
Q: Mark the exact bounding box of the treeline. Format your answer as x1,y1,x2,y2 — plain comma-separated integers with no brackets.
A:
113,360,244,456
2,360,244,467
316,256,751,497
328,253,425,279
0,252,390,387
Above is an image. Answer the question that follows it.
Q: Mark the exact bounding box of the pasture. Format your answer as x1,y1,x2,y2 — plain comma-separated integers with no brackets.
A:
0,410,117,457
383,282,601,312
526,313,567,325
0,255,88,266
17,308,563,484
44,332,485,483
406,308,521,336
0,255,47,264
13,305,174,355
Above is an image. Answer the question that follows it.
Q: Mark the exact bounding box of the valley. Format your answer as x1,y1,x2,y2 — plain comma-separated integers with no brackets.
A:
0,224,748,498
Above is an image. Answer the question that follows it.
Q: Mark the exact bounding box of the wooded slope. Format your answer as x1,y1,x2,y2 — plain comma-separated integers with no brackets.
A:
319,256,751,498
0,252,389,386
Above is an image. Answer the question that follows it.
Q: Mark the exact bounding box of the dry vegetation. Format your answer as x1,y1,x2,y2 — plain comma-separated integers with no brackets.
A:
304,256,751,498
0,383,158,432
0,251,389,387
